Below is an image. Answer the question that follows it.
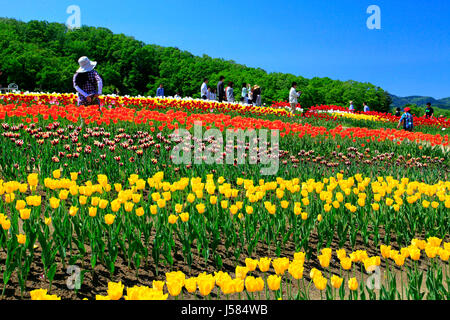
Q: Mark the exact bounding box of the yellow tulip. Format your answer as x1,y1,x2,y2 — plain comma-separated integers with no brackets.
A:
180,212,189,222
197,273,215,296
273,257,290,275
44,217,52,226
209,196,217,205
331,275,343,289
235,266,249,280
318,254,330,268
184,278,197,293
104,214,115,225
79,196,87,205
1,219,11,230
69,206,79,217
107,281,124,300
245,258,258,272
258,257,271,272
15,200,26,211
313,276,327,291
168,214,178,224
19,208,31,220
186,193,195,203
341,257,352,270
196,203,205,214
49,197,60,209
221,200,228,209
99,199,109,210
135,207,145,217
52,169,61,179
348,277,358,291
166,280,183,297
27,173,39,187
175,203,183,213
267,275,281,291
89,207,97,217
17,233,26,244
288,261,304,280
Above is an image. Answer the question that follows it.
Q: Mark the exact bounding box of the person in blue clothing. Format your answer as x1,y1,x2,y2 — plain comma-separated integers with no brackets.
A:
363,102,370,113
397,107,414,132
349,101,355,112
156,84,165,97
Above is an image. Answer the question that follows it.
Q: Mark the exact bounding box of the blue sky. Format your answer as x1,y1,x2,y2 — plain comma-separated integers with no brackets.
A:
1,0,449,98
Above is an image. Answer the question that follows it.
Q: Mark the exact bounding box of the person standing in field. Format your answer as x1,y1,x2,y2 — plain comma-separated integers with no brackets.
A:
247,84,253,104
241,83,248,104
425,103,434,119
206,87,212,100
256,87,262,106
156,84,165,98
252,85,261,106
73,56,103,110
363,102,370,113
397,107,414,132
210,88,217,101
201,78,209,100
217,76,226,103
289,82,302,114
226,82,235,103
395,107,401,117
349,101,355,112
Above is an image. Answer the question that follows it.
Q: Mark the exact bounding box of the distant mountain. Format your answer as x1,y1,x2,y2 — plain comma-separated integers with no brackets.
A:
390,94,450,109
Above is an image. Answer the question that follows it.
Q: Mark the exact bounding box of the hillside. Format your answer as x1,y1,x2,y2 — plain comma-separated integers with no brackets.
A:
0,18,394,111
390,94,450,109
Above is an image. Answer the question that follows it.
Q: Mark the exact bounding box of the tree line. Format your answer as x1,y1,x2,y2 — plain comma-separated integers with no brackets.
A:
0,18,392,111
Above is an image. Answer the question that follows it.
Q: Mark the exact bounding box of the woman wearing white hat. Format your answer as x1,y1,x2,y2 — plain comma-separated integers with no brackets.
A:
73,56,103,110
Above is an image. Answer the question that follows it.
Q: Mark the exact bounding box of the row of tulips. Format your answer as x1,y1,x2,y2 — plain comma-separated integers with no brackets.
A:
1,102,448,148
2,119,447,186
272,101,450,129
0,93,292,118
28,238,449,300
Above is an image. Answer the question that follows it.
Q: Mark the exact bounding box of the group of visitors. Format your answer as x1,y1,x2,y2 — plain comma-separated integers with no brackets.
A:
348,101,370,112
214,77,262,106
200,78,218,101
64,56,438,135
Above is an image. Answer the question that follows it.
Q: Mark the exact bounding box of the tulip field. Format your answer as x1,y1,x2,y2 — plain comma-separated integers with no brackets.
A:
0,93,449,300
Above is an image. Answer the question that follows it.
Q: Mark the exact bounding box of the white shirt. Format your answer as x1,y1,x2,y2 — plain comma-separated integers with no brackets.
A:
289,87,301,103
201,82,208,97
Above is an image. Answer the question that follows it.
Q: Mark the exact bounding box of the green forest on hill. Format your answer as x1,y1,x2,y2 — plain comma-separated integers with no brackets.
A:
0,18,393,111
